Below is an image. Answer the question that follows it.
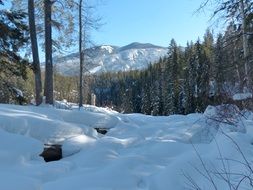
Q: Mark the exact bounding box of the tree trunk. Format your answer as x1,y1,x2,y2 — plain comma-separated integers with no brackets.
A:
79,0,83,108
28,0,42,106
44,0,54,104
240,0,250,90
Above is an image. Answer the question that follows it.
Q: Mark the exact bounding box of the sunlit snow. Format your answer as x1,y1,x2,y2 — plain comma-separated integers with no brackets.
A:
0,102,253,190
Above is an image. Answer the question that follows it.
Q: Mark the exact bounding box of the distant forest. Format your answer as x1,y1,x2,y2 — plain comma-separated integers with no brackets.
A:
90,27,253,115
49,25,253,115
2,26,253,115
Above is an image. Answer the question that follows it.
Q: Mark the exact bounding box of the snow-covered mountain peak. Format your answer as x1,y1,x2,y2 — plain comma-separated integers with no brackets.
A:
119,42,165,51
53,42,167,75
100,45,114,53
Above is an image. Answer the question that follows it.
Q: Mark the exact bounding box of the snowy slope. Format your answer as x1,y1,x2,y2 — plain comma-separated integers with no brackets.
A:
52,42,167,75
0,103,253,190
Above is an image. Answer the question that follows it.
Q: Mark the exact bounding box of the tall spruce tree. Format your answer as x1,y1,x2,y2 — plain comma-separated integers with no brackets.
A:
149,64,161,116
141,70,151,115
184,42,196,113
214,33,226,99
166,39,180,114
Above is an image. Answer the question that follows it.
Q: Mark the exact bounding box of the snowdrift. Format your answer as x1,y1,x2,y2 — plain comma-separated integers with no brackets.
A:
0,103,253,190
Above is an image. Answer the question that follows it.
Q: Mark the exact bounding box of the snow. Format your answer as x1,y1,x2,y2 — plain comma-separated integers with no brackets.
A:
53,43,167,75
89,65,103,74
100,45,114,54
233,92,252,100
0,103,253,190
12,87,24,97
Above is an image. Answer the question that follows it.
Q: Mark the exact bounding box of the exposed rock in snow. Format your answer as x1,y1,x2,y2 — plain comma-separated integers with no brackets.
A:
40,144,62,162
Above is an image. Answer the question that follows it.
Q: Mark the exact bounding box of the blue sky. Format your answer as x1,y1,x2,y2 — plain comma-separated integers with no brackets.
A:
92,0,214,47
2,0,214,50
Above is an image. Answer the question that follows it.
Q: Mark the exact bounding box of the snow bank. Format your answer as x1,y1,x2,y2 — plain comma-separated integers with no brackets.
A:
0,105,84,143
0,103,253,190
0,128,44,190
0,128,43,166
62,135,96,157
0,173,41,190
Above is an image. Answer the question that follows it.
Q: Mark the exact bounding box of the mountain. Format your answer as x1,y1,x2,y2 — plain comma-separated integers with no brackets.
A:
52,42,167,76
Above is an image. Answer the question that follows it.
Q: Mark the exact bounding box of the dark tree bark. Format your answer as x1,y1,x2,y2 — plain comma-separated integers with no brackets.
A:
79,0,84,108
44,0,54,104
28,0,42,105
240,0,250,89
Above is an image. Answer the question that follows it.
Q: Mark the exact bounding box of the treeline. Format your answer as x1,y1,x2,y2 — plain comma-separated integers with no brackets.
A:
91,27,253,115
9,26,252,115
1,0,253,113
1,14,253,114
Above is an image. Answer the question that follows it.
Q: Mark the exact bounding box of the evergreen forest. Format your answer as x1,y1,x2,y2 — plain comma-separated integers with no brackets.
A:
1,0,253,116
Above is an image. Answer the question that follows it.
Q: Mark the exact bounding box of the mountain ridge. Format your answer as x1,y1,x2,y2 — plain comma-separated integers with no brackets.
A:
52,42,167,76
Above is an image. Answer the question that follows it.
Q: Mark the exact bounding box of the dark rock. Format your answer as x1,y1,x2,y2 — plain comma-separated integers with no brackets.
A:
94,128,108,135
40,144,62,162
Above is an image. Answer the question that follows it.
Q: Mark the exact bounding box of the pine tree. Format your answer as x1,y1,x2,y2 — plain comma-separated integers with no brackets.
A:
120,76,134,113
150,80,160,116
0,4,29,103
164,39,180,114
148,63,159,115
214,34,226,99
163,60,172,115
200,0,253,91
141,70,151,115
184,42,197,113
223,23,244,89
12,0,81,105
193,39,211,112
131,71,142,113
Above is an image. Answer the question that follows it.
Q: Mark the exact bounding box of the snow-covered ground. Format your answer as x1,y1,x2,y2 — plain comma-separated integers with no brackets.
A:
0,103,253,190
